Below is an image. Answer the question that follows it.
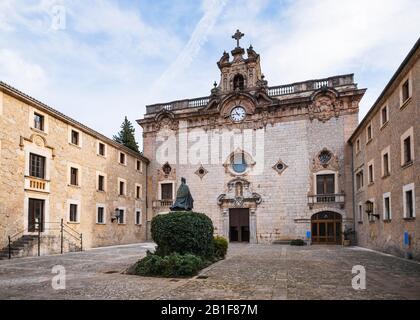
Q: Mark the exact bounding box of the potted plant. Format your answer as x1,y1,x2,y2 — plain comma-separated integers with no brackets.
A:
342,228,354,246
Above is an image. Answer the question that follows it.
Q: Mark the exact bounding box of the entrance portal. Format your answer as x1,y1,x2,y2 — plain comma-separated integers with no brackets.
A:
311,211,342,244
229,208,249,242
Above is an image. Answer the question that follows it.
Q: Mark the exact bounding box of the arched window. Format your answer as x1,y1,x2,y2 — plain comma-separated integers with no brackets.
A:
232,153,247,173
233,74,245,91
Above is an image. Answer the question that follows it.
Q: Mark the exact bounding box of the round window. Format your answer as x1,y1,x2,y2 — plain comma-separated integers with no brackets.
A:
276,163,284,171
318,150,332,164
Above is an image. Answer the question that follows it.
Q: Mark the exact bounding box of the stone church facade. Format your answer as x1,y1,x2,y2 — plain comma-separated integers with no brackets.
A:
138,32,366,244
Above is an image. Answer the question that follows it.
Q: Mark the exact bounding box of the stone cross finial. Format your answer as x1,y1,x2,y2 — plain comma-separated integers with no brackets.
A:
232,29,244,48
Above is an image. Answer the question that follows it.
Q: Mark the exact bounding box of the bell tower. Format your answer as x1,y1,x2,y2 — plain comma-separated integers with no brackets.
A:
216,30,264,94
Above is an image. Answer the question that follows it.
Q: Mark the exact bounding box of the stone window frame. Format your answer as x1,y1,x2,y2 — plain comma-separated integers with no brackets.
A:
117,207,126,225
96,171,107,192
367,159,375,185
403,183,415,219
96,140,107,158
135,208,142,226
355,137,361,154
400,127,414,167
399,71,412,109
118,151,127,166
67,162,82,188
365,121,373,144
136,159,143,173
135,183,142,200
118,178,127,197
380,104,389,128
368,198,376,223
358,202,363,223
24,143,52,181
355,168,364,191
313,169,339,195
382,192,392,221
158,180,175,200
96,203,106,225
68,126,82,148
381,146,391,178
29,107,49,134
67,199,81,224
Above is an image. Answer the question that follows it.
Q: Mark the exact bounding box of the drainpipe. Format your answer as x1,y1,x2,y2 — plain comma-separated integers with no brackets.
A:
350,142,357,245
145,160,149,241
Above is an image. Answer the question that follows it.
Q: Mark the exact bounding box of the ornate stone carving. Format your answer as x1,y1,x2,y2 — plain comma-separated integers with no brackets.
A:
312,148,339,172
217,177,262,208
309,89,340,122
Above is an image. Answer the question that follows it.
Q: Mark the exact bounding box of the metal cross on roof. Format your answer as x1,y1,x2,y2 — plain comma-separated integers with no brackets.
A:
232,29,244,48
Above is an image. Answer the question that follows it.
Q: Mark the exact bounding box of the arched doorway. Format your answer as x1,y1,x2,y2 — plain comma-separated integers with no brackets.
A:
311,211,342,244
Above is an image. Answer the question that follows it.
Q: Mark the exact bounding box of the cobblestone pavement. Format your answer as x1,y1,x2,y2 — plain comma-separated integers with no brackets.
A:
1,243,420,299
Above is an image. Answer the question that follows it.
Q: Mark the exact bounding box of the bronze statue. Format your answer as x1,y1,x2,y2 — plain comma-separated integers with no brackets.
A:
170,177,194,211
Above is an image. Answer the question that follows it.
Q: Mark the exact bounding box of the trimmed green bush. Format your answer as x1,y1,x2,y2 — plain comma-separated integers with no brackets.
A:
135,252,203,277
151,211,214,258
213,236,228,259
290,239,306,246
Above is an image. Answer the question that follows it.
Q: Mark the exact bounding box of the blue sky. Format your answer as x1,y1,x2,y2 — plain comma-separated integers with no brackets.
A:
0,0,419,148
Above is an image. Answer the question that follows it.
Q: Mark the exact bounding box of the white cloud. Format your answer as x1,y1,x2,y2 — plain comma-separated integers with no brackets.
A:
0,49,48,95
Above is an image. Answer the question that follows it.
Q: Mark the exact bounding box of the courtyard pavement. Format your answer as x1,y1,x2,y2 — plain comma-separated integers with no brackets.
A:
0,242,420,300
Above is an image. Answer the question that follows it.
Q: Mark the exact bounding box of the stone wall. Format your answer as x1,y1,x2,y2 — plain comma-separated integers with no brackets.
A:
143,111,357,243
351,48,419,260
0,88,148,252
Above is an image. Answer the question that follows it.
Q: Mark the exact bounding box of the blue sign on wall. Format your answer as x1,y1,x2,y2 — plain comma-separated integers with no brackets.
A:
404,231,409,246
306,231,311,239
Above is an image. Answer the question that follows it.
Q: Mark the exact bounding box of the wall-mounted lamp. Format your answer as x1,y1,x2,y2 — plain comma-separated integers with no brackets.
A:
111,208,120,223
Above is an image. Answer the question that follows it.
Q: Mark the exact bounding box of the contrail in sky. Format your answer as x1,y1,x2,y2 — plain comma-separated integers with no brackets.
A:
148,0,227,101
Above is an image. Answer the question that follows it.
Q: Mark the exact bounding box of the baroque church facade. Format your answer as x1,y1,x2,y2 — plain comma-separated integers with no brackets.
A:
138,31,366,244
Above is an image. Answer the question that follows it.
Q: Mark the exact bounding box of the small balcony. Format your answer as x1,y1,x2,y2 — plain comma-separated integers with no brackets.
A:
152,199,174,213
24,176,50,193
308,193,345,209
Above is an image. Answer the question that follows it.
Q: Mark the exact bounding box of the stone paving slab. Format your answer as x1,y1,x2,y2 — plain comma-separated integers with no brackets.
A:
1,242,420,300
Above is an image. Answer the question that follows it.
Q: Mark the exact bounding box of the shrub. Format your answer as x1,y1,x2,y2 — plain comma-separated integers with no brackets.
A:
151,211,214,258
213,236,228,259
134,252,203,277
290,239,305,246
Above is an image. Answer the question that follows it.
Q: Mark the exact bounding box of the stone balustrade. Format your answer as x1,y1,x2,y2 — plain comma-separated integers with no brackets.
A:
145,74,354,114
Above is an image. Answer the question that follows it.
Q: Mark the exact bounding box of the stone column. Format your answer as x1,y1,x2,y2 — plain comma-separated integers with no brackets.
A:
222,209,229,240
250,208,257,244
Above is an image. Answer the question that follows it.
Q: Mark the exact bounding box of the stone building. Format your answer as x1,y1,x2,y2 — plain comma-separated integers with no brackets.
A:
349,38,419,260
138,31,366,244
0,81,148,258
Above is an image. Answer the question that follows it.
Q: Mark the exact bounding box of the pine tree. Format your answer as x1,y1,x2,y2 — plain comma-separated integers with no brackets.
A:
113,116,140,152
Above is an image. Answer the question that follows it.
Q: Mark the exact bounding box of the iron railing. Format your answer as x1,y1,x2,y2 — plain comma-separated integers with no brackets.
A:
7,219,83,259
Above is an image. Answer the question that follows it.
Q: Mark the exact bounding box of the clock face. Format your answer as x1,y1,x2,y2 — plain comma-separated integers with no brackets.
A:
230,106,246,122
